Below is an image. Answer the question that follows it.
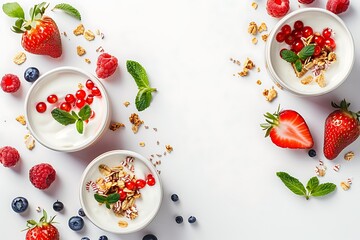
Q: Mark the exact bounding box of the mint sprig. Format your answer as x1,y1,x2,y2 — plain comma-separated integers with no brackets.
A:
94,193,120,209
52,3,81,20
51,105,91,134
280,45,315,73
276,172,336,200
126,60,157,111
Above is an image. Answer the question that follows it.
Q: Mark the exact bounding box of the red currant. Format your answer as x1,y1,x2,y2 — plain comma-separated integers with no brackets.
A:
60,102,71,112
75,99,86,109
292,39,305,53
314,35,325,48
118,189,127,201
65,94,75,103
285,35,295,45
302,26,313,38
75,89,86,99
91,86,101,96
36,102,47,113
293,20,304,30
281,24,292,36
325,37,336,50
276,32,285,43
313,45,322,57
125,181,136,190
291,30,302,39
85,94,94,105
322,28,332,39
146,177,156,186
47,94,58,104
136,179,146,189
85,79,94,89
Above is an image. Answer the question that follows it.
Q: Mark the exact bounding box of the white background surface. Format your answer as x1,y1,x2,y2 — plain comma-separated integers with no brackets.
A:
1,0,360,239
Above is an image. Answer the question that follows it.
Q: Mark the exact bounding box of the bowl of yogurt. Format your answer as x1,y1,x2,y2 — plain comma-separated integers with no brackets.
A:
25,66,111,152
79,150,163,234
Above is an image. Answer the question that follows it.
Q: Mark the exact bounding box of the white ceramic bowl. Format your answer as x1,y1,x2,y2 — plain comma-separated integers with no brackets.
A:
25,67,110,152
265,8,354,96
79,150,163,234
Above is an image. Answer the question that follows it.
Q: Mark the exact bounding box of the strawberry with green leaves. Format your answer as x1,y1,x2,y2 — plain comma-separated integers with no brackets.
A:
25,210,59,240
261,106,314,149
2,2,62,58
324,99,360,160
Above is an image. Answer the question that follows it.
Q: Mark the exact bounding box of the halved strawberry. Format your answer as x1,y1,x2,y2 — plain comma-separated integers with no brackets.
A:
261,107,314,149
3,2,62,58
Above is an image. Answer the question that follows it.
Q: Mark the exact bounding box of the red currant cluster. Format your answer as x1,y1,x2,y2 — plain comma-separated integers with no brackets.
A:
276,20,336,56
36,79,101,114
118,174,156,201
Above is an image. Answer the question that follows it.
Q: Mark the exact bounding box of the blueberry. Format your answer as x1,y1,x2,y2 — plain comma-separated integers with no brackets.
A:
11,197,28,213
142,234,158,240
175,216,183,224
53,200,64,212
308,149,316,158
68,216,84,231
78,208,86,217
188,216,197,224
99,235,108,240
24,67,40,82
81,238,90,240
171,194,179,202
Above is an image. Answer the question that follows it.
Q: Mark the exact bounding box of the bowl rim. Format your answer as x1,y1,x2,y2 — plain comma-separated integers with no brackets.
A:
79,149,163,234
265,7,355,96
24,66,111,152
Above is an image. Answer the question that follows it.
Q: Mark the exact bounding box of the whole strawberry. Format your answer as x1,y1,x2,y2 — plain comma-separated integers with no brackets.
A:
324,99,360,160
25,210,59,240
3,2,62,58
29,163,56,189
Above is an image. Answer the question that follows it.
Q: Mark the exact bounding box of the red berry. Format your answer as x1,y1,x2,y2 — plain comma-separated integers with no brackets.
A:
75,89,86,99
314,35,325,48
1,74,21,93
326,0,349,14
0,146,20,167
91,86,101,96
292,39,305,53
291,29,302,38
302,26,313,38
118,189,127,201
125,181,136,190
29,163,56,189
60,102,71,112
325,37,336,50
281,24,292,36
146,177,156,186
293,20,304,30
285,35,295,45
75,99,86,109
85,94,94,105
313,45,322,56
276,32,285,43
36,102,47,113
47,94,58,104
65,94,75,103
96,53,118,79
322,28,332,39
266,0,290,18
298,0,315,4
136,179,146,189
85,79,94,89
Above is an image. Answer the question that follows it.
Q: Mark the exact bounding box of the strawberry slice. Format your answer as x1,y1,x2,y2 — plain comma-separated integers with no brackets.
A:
261,107,314,149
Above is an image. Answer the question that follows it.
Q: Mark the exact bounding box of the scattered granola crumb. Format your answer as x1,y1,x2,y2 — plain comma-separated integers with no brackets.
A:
238,68,249,77
139,142,145,147
252,37,258,45
110,122,125,131
123,101,130,107
157,141,160,145
256,80,262,85
229,57,241,66
165,144,173,153
156,154,162,158
16,115,26,125
258,22,267,33
13,52,26,65
153,128,158,132
96,29,100,35
63,31,67,37
257,67,261,72
118,220,128,228
340,181,350,191
251,2,258,9
73,24,85,36
261,34,268,42
24,134,35,150
315,166,326,177
144,125,149,129
157,170,161,175
263,86,277,102
96,46,105,53
84,30,95,41
301,75,313,85
85,58,91,64
244,58,255,70
129,113,144,133
78,83,84,89
315,71,326,88
344,151,354,161
333,164,341,172
36,206,41,212
100,32,105,39
77,46,86,56
248,22,258,35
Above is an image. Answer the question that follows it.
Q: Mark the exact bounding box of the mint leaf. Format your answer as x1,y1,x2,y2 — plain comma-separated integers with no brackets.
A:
94,194,106,203
311,183,336,197
306,176,319,193
105,202,111,209
107,193,120,204
136,88,156,111
298,45,315,60
295,59,302,72
78,105,91,121
126,60,150,88
51,108,77,125
71,111,80,120
2,2,24,18
76,120,84,134
280,50,298,63
276,172,306,196
52,3,81,20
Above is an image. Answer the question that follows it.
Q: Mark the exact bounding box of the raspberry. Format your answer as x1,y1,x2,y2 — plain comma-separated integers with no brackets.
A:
326,0,350,14
96,53,118,79
29,163,56,189
298,0,315,3
0,146,20,167
266,0,290,18
1,74,21,93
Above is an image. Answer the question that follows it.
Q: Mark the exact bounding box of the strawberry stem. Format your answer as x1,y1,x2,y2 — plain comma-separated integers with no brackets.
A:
261,105,281,137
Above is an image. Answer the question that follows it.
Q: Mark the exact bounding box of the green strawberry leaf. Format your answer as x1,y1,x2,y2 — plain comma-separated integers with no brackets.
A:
295,59,302,72
306,176,319,193
311,183,336,197
280,50,299,63
51,108,77,125
76,120,84,134
78,105,91,121
135,87,157,111
126,60,150,89
276,172,307,197
2,2,24,19
298,45,315,60
15,18,24,28
52,3,81,20
94,194,107,203
107,193,120,204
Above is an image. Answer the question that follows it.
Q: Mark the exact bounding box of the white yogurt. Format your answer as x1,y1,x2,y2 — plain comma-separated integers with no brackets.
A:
25,67,110,152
